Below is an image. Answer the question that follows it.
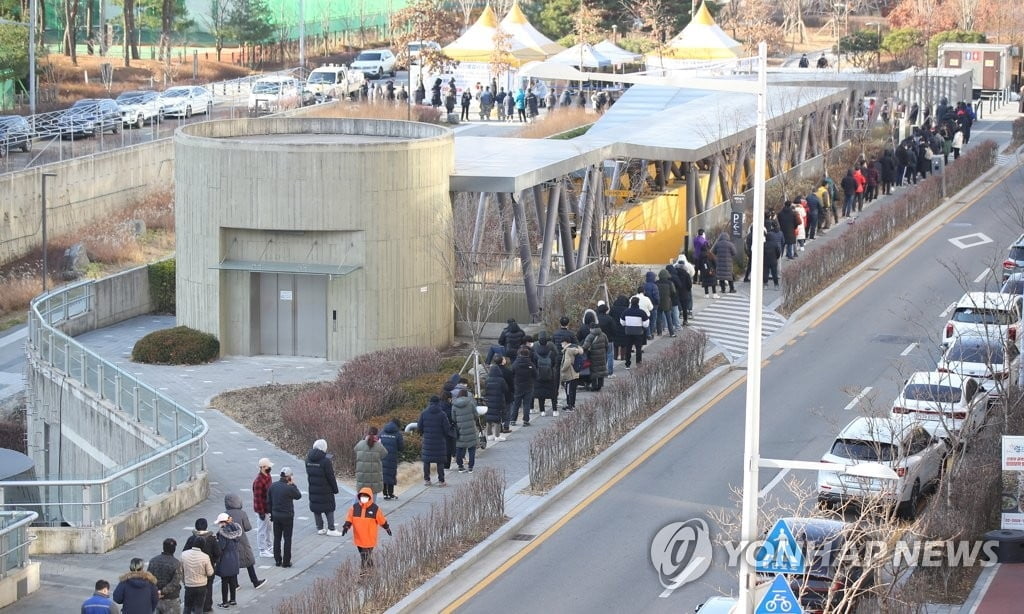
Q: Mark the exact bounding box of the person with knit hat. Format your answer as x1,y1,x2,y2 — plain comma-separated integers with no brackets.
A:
354,426,387,497
251,457,274,558
305,439,342,537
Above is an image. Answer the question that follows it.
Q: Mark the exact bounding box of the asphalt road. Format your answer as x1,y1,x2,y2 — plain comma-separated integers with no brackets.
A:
451,165,1023,611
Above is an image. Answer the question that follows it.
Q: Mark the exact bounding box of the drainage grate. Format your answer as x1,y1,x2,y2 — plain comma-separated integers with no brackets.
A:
509,533,536,541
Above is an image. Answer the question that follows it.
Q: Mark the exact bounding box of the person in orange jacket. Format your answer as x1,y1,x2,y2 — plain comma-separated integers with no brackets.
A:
342,487,392,568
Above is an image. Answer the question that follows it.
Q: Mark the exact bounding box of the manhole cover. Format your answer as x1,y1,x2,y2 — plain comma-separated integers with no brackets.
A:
509,533,536,541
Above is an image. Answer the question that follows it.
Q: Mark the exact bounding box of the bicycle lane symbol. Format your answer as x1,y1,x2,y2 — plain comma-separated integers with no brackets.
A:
755,574,803,614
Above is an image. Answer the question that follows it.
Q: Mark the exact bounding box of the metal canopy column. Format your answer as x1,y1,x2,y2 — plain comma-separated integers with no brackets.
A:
705,155,721,210
537,180,561,290
471,192,487,253
797,115,811,163
576,166,597,269
497,193,514,253
508,192,540,320
686,162,699,218
532,185,546,239
557,180,576,273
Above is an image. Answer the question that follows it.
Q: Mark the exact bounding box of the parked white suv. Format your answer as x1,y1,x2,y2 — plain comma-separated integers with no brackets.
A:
116,90,163,128
891,371,988,438
818,416,947,517
942,291,1022,347
248,76,304,115
351,49,396,79
938,335,1019,402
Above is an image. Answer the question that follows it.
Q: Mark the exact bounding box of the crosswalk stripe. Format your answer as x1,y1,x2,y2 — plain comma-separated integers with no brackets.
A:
996,154,1015,167
689,295,788,362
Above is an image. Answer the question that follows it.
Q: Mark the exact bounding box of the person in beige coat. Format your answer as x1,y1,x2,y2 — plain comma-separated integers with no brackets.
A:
559,339,584,412
181,536,214,614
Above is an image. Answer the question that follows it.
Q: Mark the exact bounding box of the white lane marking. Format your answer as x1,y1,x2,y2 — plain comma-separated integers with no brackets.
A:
901,343,918,356
948,232,993,249
844,386,873,411
974,269,990,284
939,303,955,318
759,468,790,498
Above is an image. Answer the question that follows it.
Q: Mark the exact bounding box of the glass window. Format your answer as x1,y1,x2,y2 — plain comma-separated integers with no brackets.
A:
951,307,1016,325
358,53,382,61
946,339,1005,364
1009,246,1024,261
902,384,961,403
829,439,895,462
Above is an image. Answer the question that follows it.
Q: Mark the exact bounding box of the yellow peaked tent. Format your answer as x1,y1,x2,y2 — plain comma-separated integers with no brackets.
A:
499,1,565,61
443,3,564,67
663,1,742,60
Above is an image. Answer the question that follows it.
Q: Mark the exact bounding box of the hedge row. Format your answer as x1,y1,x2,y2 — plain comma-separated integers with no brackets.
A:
147,259,175,315
529,328,709,489
780,140,998,313
275,468,505,614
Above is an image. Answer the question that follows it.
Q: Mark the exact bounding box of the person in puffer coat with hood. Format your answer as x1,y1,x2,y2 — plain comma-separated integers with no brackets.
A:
582,323,609,391
452,388,482,472
531,333,561,417
654,269,678,337
113,558,158,614
498,318,526,356
418,395,455,486
712,232,737,293
224,493,266,589
379,419,404,500
643,270,660,306
342,487,392,569
609,295,631,360
354,426,388,497
214,514,242,608
483,358,508,442
305,439,341,536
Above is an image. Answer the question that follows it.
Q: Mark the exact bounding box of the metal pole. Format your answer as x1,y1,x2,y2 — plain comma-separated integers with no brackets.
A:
41,172,56,292
738,41,768,614
28,0,37,119
298,0,305,70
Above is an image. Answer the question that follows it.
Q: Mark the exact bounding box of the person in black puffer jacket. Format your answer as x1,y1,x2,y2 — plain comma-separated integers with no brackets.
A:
608,296,630,360
498,319,526,357
379,419,404,500
417,395,454,486
498,356,514,432
484,360,508,441
532,333,561,417
305,439,340,535
509,347,536,426
113,558,158,614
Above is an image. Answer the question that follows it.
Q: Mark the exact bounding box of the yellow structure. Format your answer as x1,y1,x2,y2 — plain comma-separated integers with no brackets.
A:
661,2,742,60
442,3,564,66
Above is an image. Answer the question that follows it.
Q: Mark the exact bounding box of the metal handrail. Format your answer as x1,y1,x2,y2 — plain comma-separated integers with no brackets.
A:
0,511,38,577
3,268,209,526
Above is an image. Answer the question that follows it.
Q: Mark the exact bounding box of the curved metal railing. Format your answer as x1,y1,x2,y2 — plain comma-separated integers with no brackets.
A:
0,271,208,527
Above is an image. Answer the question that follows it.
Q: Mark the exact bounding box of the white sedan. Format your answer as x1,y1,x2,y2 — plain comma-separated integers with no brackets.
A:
159,86,214,118
890,371,988,439
818,416,947,518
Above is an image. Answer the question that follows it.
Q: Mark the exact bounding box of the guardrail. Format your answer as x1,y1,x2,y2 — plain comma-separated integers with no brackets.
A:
0,511,36,579
0,276,208,527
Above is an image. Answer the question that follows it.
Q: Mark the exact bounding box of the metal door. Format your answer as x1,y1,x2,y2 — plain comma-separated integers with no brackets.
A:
256,273,326,357
983,51,1000,90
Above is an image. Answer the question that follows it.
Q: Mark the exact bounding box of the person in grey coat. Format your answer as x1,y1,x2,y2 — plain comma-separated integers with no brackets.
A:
452,389,482,472
223,494,266,590
354,426,388,497
712,231,737,293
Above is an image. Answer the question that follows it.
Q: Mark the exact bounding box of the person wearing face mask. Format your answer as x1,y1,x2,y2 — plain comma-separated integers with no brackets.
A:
342,487,392,570
251,458,274,558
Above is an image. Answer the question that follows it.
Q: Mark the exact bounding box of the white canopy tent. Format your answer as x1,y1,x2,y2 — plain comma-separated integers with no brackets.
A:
593,39,643,66
499,1,565,60
547,43,612,68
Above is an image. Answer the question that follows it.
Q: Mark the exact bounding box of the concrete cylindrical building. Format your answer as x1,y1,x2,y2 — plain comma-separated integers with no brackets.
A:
174,118,454,360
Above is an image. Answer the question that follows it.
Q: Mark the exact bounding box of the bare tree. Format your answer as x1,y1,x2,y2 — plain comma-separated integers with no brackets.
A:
63,0,79,65
620,0,673,44
452,0,477,29
122,0,139,66
489,25,514,84
206,0,232,62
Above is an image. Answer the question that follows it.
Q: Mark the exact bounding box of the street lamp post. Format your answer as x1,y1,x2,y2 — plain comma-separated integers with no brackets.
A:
41,172,56,293
298,0,305,71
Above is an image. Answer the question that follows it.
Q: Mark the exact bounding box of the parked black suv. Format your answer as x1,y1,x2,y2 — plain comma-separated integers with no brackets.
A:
57,99,122,137
0,115,33,155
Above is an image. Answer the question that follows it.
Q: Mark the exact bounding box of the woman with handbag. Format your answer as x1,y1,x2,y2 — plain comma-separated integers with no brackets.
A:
452,389,482,473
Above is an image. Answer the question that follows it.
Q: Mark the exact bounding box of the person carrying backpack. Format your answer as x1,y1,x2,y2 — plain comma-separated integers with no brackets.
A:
559,340,584,412
532,334,560,417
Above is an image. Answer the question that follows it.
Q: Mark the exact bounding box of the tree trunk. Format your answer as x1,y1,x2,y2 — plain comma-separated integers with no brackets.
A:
122,0,134,66
64,0,79,64
86,0,94,54
160,0,172,63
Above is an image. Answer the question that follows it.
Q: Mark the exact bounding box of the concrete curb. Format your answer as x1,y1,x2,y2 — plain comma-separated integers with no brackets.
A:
958,562,998,614
387,359,738,613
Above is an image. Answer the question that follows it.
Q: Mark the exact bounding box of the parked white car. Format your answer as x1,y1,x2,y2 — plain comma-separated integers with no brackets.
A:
351,49,397,79
305,65,365,102
818,416,947,517
942,291,1022,347
159,85,214,118
891,371,989,438
116,90,163,128
248,76,304,115
938,335,1019,401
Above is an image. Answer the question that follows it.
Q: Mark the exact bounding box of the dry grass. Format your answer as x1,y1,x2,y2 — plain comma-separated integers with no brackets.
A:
513,107,594,139
297,101,443,123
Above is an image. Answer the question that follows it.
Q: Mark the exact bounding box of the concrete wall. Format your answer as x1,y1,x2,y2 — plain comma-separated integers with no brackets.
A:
174,118,455,361
0,563,39,608
62,264,154,337
0,140,174,267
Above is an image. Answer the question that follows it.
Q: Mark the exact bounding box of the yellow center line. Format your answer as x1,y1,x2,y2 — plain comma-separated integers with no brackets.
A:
442,375,748,613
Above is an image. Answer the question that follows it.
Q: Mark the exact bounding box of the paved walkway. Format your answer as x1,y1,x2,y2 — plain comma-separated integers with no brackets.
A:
10,101,1020,613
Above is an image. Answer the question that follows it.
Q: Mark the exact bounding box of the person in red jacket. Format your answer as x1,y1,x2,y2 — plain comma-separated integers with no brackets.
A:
342,487,392,569
852,166,867,213
251,457,274,558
